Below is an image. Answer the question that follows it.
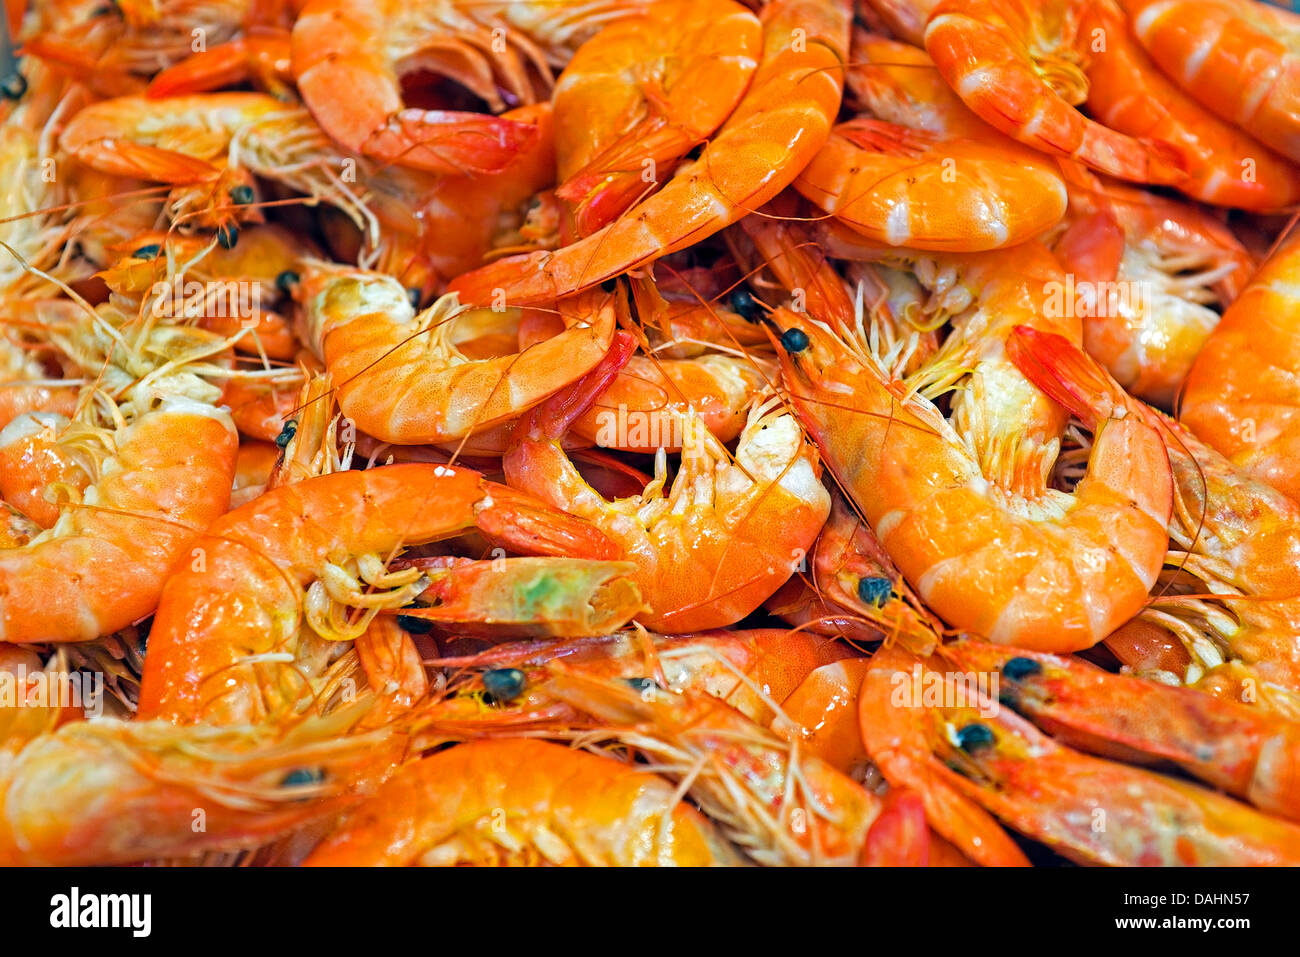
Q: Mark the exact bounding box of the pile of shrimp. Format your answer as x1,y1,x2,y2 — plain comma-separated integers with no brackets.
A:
3,0,1300,867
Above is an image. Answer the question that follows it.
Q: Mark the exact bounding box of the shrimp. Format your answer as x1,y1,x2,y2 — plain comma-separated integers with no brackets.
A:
147,27,296,98
775,304,1173,652
0,324,77,431
0,411,90,528
940,639,1300,823
542,667,913,866
515,285,772,453
792,116,1067,251
551,0,762,238
59,92,281,188
302,738,744,866
1122,0,1300,162
446,0,852,306
504,334,832,633
0,388,237,643
1083,0,1300,210
1051,171,1255,407
0,701,397,865
865,644,1300,865
135,463,622,725
859,643,1033,865
1180,228,1300,503
296,261,618,444
923,0,1187,183
290,0,553,174
1007,325,1300,712
411,627,860,744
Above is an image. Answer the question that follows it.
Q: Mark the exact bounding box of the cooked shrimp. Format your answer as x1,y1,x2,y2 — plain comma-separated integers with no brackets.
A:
543,667,913,866
793,117,1067,251
924,0,1187,183
1084,0,1300,210
942,639,1300,823
776,306,1172,652
447,0,852,305
860,643,1032,865
303,738,743,866
866,645,1300,865
1052,171,1255,407
290,0,557,174
136,464,620,724
0,703,397,865
1122,0,1300,162
297,261,617,444
505,336,831,632
1007,325,1300,711
552,0,762,237
1180,228,1300,503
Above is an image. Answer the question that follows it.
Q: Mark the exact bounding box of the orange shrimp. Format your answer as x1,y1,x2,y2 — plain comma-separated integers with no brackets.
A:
1052,172,1255,407
776,306,1172,652
147,27,295,98
136,464,621,725
552,0,762,237
411,627,859,743
447,0,852,306
1180,228,1300,503
303,738,743,866
516,287,771,453
1007,325,1300,712
505,334,832,632
543,667,914,865
941,639,1300,823
793,116,1067,251
0,702,397,866
290,0,544,174
864,643,1300,865
0,411,90,528
1084,0,1300,210
297,261,618,444
0,395,237,644
1122,0,1300,162
860,643,1032,865
924,0,1187,183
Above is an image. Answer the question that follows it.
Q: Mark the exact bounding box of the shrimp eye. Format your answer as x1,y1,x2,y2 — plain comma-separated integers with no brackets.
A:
275,420,297,448
216,223,239,249
281,767,323,787
395,613,434,635
483,668,526,702
956,723,995,752
729,287,762,323
275,270,300,295
132,244,161,260
857,576,892,607
0,72,26,101
625,677,664,694
1002,657,1042,681
229,184,255,205
407,288,422,309
780,328,810,354
600,278,618,293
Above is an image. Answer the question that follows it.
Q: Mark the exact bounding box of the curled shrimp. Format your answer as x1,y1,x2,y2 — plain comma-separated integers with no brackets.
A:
775,306,1173,652
505,333,832,633
447,0,852,305
924,0,1187,183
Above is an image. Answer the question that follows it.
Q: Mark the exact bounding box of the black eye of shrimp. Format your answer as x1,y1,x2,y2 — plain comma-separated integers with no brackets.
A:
729,287,763,323
229,184,255,205
275,420,298,448
956,723,996,752
1002,657,1042,681
857,576,893,607
482,668,526,702
216,223,239,249
780,327,810,354
132,244,161,260
276,270,300,295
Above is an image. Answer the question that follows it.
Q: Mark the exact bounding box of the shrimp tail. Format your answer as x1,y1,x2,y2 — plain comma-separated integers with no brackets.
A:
1005,324,1118,429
